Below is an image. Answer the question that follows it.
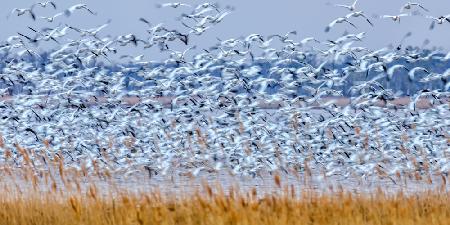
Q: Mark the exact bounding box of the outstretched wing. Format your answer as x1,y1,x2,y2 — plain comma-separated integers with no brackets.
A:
413,3,429,12
334,4,351,10
344,19,357,29
357,12,374,26
325,19,338,32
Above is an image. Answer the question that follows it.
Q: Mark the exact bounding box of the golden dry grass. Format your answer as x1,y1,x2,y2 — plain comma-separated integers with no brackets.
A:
0,146,449,225
0,174,448,225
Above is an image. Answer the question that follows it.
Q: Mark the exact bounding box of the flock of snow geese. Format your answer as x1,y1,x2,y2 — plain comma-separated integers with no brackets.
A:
0,1,449,184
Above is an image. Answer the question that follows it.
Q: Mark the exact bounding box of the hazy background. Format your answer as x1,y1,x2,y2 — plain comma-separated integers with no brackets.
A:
1,0,449,58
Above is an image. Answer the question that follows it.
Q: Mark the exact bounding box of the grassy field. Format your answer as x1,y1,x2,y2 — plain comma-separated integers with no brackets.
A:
0,184,448,225
0,147,448,225
0,167,448,225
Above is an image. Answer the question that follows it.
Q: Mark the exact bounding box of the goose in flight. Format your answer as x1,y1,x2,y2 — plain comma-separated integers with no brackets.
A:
335,32,365,43
408,66,429,82
27,26,60,44
33,1,57,9
387,64,409,81
181,22,210,35
8,7,36,20
334,0,359,12
300,37,320,46
325,17,357,32
382,14,410,23
400,2,429,13
267,31,297,43
156,3,192,8
346,11,374,26
39,12,63,22
427,15,450,30
64,4,97,17
75,19,111,38
194,3,221,13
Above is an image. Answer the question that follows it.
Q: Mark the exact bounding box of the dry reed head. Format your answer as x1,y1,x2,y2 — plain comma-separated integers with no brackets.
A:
0,133,5,148
274,173,281,188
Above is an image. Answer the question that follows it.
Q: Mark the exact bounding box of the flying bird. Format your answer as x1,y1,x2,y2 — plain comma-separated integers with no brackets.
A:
325,17,357,32
408,67,430,82
156,3,192,8
382,14,410,23
387,64,409,81
334,0,359,11
64,4,97,17
33,1,57,9
194,3,221,13
400,2,429,13
8,7,36,20
39,12,63,22
427,15,450,30
346,11,374,26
